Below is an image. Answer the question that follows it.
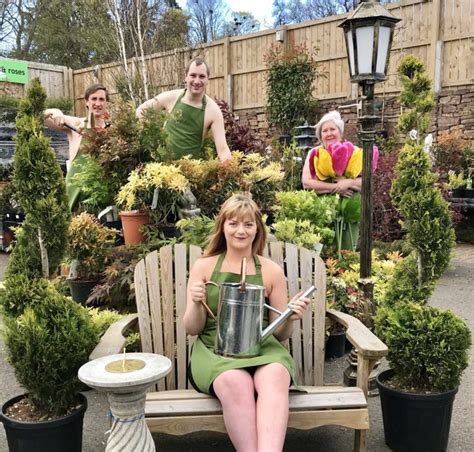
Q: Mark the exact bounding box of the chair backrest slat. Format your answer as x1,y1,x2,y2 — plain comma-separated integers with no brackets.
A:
300,247,315,385
159,245,176,390
313,255,327,385
135,259,153,354
143,251,165,391
135,243,327,391
174,243,188,389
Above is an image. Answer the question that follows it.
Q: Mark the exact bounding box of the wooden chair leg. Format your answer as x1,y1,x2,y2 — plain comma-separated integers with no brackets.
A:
354,429,366,452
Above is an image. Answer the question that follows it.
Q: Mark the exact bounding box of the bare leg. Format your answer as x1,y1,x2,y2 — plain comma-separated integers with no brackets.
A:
213,369,258,452
254,363,291,452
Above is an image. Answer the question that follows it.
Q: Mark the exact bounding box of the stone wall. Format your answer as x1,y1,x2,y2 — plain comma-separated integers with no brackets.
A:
235,85,474,145
0,82,24,98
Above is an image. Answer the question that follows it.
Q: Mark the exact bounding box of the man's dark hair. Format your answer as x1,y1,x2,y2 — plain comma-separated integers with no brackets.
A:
84,83,109,101
185,58,210,77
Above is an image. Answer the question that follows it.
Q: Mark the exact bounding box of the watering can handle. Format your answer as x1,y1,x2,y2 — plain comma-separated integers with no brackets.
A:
199,281,218,321
239,257,247,293
261,286,316,340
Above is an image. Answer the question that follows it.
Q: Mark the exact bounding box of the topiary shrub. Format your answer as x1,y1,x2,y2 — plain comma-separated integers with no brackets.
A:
375,302,471,392
4,287,99,416
385,140,455,305
0,274,50,318
9,78,70,279
397,55,435,135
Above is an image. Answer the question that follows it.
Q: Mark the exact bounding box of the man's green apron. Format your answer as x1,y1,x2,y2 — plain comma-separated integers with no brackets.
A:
164,89,206,160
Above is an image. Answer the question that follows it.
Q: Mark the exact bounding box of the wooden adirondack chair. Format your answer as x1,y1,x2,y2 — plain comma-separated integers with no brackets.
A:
91,242,387,452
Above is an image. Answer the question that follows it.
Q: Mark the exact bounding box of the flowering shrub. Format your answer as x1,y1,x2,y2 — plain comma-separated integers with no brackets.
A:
175,152,284,218
116,162,189,224
325,249,400,326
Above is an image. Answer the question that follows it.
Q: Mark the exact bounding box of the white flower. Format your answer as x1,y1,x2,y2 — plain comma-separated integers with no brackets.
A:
409,129,418,141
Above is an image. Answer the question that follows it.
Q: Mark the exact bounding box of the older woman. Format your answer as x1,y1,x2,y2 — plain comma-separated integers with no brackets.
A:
302,110,362,198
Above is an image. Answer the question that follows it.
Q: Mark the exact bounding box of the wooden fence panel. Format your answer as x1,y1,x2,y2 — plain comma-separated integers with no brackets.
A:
70,0,473,113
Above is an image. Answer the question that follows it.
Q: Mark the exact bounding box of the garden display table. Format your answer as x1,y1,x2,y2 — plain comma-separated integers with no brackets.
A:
78,352,171,452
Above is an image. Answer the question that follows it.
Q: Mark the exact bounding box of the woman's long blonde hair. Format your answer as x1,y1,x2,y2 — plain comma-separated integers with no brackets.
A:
205,194,267,257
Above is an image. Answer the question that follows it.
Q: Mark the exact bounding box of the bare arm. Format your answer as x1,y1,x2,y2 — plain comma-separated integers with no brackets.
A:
183,258,212,335
210,104,232,161
135,90,178,120
44,108,81,133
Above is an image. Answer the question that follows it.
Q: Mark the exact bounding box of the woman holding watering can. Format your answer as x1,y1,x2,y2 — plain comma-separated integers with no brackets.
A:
183,193,311,452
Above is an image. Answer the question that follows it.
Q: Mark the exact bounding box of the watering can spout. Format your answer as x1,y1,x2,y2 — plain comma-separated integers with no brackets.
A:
261,286,316,341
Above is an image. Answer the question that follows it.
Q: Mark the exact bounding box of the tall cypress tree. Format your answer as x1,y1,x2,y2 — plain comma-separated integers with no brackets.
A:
7,78,70,279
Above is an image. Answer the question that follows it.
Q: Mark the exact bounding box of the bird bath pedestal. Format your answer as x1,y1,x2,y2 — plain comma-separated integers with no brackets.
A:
79,353,171,452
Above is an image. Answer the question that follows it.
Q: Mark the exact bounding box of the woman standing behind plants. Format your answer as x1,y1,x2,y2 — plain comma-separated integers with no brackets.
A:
44,83,110,211
302,111,366,197
302,111,378,252
183,194,311,452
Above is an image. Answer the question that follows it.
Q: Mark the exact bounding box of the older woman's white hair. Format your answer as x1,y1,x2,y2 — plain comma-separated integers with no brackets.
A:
315,111,344,143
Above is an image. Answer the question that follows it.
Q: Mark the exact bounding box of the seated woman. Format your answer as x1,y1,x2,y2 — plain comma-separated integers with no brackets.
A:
183,194,311,452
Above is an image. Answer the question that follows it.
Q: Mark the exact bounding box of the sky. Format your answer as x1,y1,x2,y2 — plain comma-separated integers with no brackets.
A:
176,0,275,30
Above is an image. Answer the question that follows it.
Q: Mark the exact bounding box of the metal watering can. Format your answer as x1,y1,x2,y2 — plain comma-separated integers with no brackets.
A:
204,258,316,358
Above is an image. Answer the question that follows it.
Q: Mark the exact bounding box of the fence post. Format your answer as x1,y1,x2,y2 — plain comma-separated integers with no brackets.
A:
223,37,233,110
428,0,442,93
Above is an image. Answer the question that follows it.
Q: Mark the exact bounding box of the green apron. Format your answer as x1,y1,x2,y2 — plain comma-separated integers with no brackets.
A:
65,146,87,212
189,253,296,395
65,122,110,212
164,90,206,160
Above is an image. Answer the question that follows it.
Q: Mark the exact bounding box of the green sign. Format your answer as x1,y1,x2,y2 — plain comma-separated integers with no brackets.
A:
0,59,29,84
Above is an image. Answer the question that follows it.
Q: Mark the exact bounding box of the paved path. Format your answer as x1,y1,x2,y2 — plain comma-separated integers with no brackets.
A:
0,245,472,451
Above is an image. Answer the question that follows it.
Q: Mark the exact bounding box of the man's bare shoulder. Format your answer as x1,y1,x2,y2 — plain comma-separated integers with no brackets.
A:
204,96,223,118
157,89,183,108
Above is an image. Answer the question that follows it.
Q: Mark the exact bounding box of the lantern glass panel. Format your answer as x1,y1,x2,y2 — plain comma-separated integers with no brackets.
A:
376,26,391,74
346,30,355,76
356,26,374,74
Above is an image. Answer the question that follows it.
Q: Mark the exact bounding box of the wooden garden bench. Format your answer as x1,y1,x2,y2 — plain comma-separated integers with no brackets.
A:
91,242,388,451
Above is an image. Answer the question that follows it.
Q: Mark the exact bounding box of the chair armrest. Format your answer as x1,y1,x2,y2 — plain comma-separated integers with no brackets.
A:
327,309,387,359
89,314,139,360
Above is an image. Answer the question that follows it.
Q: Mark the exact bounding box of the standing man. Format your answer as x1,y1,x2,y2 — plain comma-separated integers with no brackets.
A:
44,83,110,211
136,58,232,161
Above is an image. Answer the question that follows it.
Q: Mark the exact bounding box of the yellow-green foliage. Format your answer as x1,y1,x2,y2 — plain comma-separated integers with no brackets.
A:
397,55,435,134
116,162,189,221
375,302,471,391
67,212,115,279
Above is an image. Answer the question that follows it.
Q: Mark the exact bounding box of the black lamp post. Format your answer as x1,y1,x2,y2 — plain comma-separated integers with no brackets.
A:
339,0,400,306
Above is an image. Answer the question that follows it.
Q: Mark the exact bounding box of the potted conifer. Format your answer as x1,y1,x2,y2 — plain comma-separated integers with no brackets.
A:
116,162,189,244
0,79,97,452
375,302,471,452
66,212,115,303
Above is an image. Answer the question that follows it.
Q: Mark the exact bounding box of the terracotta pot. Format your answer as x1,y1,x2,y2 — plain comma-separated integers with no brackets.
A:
119,210,150,245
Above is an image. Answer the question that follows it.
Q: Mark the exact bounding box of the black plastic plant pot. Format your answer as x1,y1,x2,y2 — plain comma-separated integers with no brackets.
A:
0,393,87,452
67,279,99,304
376,369,458,452
325,331,346,360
